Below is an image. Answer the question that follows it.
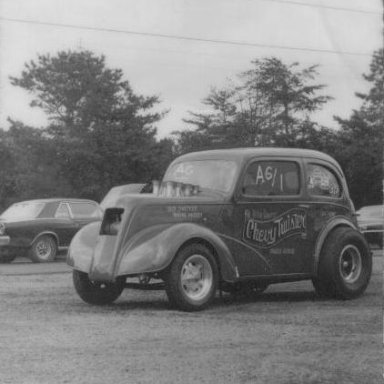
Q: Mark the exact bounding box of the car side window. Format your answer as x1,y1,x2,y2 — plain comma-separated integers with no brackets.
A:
307,164,342,198
69,202,100,219
55,203,71,219
242,161,300,196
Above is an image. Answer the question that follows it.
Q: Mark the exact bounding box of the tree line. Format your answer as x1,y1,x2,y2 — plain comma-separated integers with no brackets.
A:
0,49,382,211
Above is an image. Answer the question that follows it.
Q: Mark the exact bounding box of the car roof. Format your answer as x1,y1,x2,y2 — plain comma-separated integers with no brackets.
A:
175,147,336,163
172,147,342,172
12,198,98,205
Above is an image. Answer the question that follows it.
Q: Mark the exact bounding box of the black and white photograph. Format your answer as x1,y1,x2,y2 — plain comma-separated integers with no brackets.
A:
0,1,383,383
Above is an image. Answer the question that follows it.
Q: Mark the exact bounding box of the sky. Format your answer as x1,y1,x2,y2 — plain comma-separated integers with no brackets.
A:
0,0,382,139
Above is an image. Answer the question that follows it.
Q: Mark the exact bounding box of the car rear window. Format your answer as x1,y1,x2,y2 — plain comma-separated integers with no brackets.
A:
69,202,100,219
242,161,300,196
55,203,71,219
307,164,342,198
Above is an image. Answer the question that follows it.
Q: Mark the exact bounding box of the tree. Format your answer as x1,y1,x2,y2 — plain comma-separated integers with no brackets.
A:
174,57,333,153
10,50,173,200
0,130,17,211
10,51,160,136
0,120,73,210
333,49,384,208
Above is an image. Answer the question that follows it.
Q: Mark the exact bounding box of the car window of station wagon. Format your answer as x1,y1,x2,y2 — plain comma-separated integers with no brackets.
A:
1,202,45,220
55,203,71,219
69,202,100,219
242,161,300,196
307,164,342,198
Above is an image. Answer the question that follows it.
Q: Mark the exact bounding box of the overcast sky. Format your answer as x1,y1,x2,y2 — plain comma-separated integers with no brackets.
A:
0,0,382,138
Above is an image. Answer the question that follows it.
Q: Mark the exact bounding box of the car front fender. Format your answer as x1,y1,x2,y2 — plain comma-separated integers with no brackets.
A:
66,221,101,273
115,222,238,282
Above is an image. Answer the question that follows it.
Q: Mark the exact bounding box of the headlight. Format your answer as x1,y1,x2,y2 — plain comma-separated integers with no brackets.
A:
0,223,5,236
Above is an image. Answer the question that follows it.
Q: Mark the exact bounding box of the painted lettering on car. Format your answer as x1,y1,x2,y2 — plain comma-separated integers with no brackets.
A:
243,208,307,248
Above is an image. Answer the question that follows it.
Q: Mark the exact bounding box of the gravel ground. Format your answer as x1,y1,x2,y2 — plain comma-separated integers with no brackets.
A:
0,256,382,384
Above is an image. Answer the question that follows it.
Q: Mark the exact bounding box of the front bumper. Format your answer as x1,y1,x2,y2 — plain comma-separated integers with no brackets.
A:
0,236,10,246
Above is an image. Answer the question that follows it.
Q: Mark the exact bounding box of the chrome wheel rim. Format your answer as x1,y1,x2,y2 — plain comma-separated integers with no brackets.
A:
36,240,52,260
180,254,213,301
339,245,362,284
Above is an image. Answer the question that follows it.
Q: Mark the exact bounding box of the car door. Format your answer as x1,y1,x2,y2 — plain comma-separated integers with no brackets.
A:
232,157,313,276
53,202,79,246
304,160,349,247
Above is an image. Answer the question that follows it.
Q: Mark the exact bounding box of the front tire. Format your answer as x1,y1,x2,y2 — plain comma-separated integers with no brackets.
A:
314,227,372,299
165,243,218,311
29,235,57,263
73,270,125,305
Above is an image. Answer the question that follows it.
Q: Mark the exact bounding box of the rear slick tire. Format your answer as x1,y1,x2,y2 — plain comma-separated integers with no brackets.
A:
314,227,372,299
73,270,125,305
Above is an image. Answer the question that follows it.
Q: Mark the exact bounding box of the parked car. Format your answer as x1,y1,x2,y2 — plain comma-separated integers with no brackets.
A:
0,198,102,263
356,205,384,248
67,148,372,311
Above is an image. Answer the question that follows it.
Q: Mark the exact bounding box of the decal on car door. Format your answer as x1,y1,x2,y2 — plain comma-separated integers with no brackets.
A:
243,208,307,248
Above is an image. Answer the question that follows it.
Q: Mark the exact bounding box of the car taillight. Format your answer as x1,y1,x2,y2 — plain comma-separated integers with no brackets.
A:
0,223,5,236
100,208,124,235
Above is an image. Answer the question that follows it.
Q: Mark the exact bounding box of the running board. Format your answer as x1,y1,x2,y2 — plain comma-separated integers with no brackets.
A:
124,282,165,290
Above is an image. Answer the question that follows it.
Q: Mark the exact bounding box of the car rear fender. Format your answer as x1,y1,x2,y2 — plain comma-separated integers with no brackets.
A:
313,216,357,275
115,222,238,282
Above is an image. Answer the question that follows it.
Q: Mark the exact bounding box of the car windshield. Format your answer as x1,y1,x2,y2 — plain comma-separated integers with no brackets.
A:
1,202,45,220
358,206,384,219
163,160,238,193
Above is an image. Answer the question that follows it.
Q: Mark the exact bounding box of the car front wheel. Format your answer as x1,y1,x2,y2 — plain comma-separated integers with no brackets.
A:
29,235,57,263
165,243,218,311
314,227,372,299
72,270,125,305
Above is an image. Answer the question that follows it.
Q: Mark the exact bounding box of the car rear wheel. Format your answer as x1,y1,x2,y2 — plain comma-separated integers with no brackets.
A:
314,227,372,299
165,243,218,311
29,235,57,263
73,270,125,305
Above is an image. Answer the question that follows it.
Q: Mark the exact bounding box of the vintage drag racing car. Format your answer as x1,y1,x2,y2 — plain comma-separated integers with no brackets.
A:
67,148,372,311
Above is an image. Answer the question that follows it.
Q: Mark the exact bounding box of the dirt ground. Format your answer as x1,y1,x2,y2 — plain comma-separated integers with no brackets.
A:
0,255,382,384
